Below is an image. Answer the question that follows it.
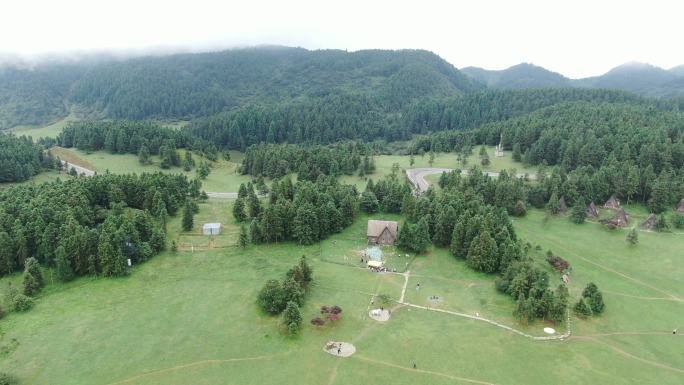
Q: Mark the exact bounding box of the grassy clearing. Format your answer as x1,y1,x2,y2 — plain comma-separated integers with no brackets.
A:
7,112,77,140
47,147,253,192
340,147,534,191
0,198,682,384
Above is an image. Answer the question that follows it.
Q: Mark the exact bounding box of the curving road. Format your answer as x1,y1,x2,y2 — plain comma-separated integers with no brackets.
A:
406,168,537,194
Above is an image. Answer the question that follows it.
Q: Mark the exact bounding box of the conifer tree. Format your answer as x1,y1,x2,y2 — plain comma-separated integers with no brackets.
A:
626,228,638,245
233,198,247,222
55,245,74,282
282,301,302,335
238,224,249,248
182,202,194,232
574,298,592,317
22,257,44,296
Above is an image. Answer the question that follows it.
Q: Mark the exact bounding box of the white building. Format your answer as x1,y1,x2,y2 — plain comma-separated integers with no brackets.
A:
202,223,221,235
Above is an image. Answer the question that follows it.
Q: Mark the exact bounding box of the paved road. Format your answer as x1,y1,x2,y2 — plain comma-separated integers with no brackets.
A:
406,168,537,194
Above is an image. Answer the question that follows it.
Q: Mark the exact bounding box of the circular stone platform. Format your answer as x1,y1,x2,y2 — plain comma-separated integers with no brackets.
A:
543,327,556,334
368,308,391,322
323,341,356,358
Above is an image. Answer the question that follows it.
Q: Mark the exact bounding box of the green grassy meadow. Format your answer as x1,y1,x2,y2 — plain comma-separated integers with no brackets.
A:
49,147,253,193
1,196,682,384
7,112,77,140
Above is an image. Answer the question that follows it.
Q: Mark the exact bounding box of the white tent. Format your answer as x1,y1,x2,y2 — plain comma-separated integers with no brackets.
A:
367,260,384,268
202,223,221,235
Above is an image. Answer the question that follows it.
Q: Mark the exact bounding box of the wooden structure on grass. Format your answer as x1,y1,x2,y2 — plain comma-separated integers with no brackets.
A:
558,197,568,213
367,220,398,245
602,207,629,228
603,195,620,209
641,213,658,230
677,198,684,213
586,202,599,218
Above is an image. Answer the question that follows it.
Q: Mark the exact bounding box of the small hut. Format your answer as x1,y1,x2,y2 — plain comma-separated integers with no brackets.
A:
677,198,684,213
202,223,221,235
641,213,657,231
367,220,398,245
586,202,599,218
558,197,568,213
604,208,629,228
604,195,620,209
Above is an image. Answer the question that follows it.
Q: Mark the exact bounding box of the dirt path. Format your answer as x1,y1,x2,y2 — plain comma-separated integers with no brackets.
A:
105,352,290,385
571,336,684,373
353,355,499,385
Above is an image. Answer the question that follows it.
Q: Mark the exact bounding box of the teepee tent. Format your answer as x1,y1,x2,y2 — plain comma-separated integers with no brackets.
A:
610,208,629,228
586,202,599,218
677,198,684,213
558,197,568,213
603,195,620,209
640,213,657,230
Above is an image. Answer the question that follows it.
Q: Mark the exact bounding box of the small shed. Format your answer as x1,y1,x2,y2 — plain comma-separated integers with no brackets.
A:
202,223,221,235
367,220,398,245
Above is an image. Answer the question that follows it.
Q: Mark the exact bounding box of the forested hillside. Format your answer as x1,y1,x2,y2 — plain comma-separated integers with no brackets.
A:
0,47,480,128
188,88,667,148
0,65,82,128
463,62,684,97
462,63,571,89
415,102,684,211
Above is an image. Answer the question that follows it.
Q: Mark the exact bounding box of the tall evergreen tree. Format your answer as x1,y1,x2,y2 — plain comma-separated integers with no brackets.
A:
182,202,194,232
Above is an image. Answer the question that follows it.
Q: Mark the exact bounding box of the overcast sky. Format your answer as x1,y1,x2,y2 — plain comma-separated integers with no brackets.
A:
2,0,682,78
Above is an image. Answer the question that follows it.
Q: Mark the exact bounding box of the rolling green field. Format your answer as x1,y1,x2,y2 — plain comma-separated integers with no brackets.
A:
49,147,254,193
7,112,77,140
1,197,682,385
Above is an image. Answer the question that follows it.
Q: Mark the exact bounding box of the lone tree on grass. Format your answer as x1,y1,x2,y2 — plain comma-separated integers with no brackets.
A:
182,202,194,231
22,257,44,296
282,301,302,335
626,228,638,245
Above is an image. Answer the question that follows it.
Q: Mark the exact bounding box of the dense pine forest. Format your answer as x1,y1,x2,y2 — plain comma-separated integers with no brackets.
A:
414,102,684,211
0,173,189,278
0,133,57,182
